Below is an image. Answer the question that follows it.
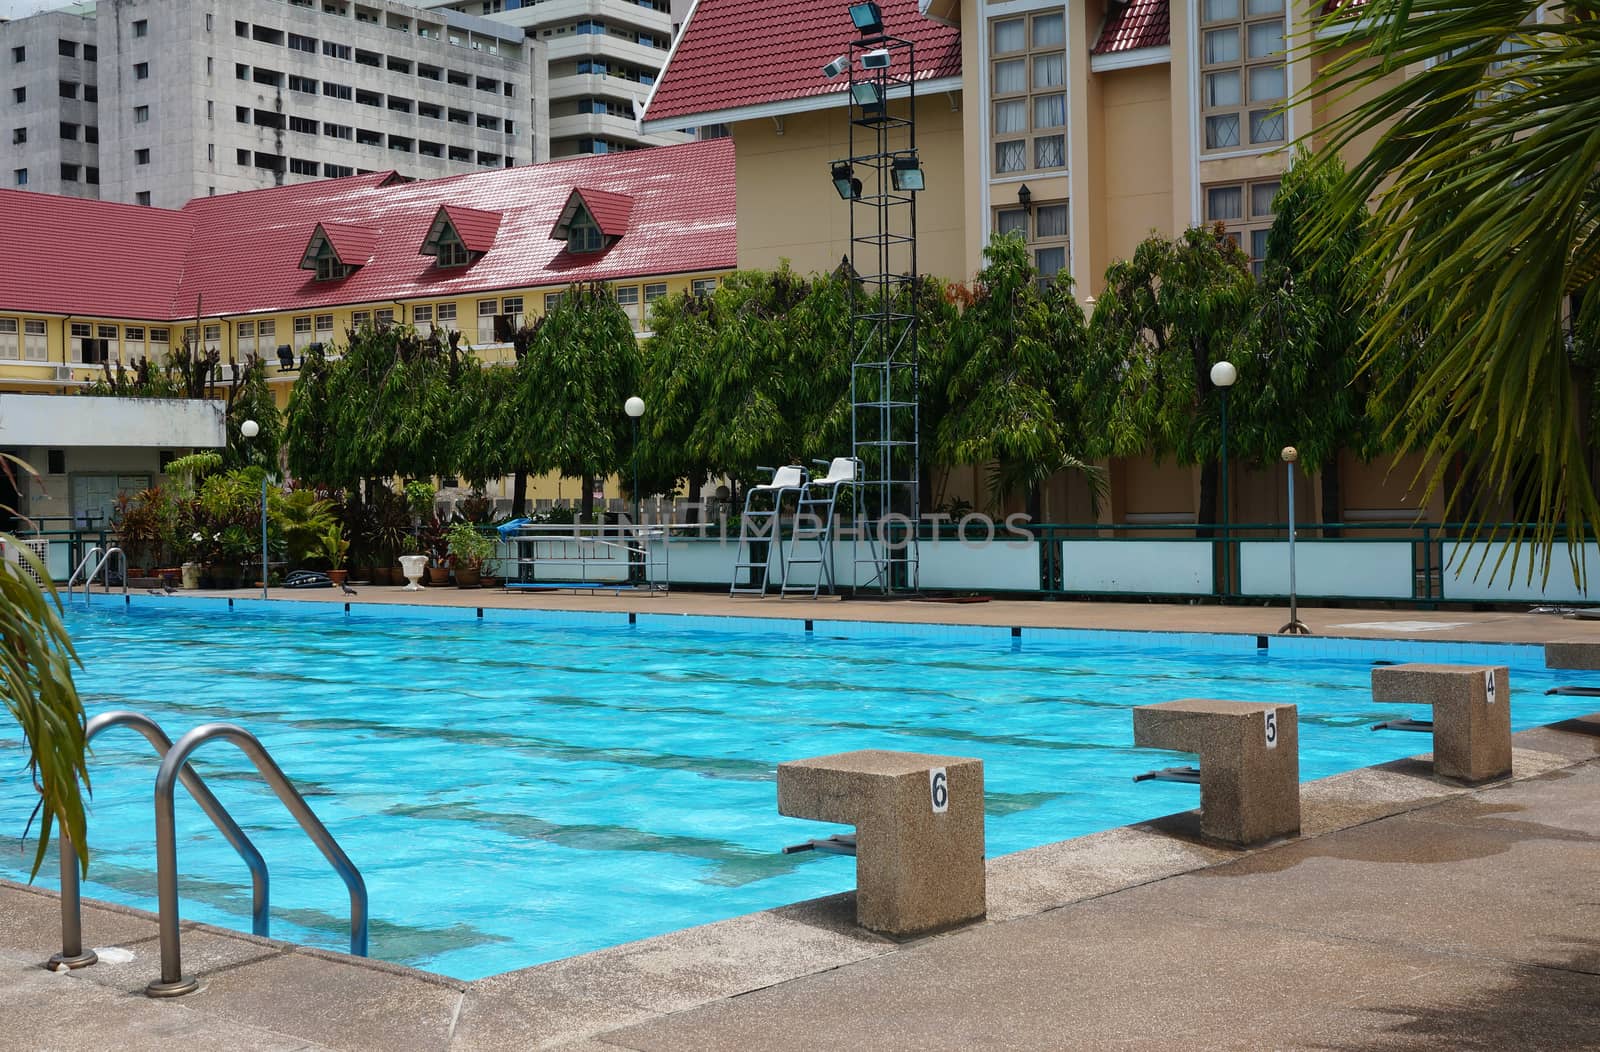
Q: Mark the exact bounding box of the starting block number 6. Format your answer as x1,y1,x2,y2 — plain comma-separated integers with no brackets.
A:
930,767,949,813
1264,710,1279,750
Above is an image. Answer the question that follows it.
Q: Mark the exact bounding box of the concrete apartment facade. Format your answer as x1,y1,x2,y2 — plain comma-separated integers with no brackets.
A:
0,5,100,199
419,0,690,156
2,0,545,208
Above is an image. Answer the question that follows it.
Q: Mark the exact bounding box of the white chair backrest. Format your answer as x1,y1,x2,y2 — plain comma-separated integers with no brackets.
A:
769,465,806,489
816,457,856,485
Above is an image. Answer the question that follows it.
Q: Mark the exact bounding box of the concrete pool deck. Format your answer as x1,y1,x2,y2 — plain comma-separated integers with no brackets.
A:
5,593,1600,1049
136,580,1600,645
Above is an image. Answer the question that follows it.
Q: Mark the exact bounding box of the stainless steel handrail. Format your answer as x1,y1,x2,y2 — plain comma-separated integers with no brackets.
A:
149,722,368,997
50,711,270,970
64,546,103,601
66,546,127,605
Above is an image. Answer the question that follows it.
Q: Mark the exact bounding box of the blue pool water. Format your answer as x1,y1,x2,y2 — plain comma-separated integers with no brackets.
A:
0,599,1588,980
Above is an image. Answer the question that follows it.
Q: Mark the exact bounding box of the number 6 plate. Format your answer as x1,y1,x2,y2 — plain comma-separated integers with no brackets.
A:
929,767,949,813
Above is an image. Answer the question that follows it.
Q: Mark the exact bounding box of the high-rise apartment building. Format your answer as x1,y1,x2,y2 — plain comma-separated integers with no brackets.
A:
0,5,101,200
0,0,545,208
419,0,690,157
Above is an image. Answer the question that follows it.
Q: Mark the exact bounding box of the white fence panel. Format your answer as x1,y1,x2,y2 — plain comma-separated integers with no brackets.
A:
1441,541,1600,602
917,541,1040,592
1061,541,1213,595
1239,540,1414,599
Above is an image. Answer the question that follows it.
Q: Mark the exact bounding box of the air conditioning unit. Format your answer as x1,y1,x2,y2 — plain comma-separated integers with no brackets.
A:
53,365,74,381
3,538,49,585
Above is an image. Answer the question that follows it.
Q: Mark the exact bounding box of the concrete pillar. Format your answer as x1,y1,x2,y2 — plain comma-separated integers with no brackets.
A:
1133,699,1300,846
1372,664,1512,783
778,749,985,938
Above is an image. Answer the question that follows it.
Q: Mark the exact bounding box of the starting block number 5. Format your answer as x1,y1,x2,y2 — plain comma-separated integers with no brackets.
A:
930,767,949,813
1264,710,1279,750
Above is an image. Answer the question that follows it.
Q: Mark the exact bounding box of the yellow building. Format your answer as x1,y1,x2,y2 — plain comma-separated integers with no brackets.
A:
642,0,1435,527
0,138,737,541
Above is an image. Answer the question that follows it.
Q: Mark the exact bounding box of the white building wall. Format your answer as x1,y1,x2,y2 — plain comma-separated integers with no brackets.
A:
97,0,541,208
420,0,686,157
0,8,101,199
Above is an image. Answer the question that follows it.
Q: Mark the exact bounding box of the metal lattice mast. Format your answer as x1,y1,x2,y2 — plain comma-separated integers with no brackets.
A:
842,27,919,595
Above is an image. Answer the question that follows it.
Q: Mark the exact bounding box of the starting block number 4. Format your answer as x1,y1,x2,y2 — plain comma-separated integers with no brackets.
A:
930,767,949,813
1264,710,1279,750
1485,670,1496,705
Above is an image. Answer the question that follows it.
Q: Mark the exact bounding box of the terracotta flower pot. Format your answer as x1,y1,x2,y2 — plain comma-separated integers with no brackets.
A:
455,567,482,588
426,565,450,585
328,569,349,587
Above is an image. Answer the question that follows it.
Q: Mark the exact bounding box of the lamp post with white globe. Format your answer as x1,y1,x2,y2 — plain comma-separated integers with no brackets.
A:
240,419,267,601
624,396,645,526
1210,360,1238,596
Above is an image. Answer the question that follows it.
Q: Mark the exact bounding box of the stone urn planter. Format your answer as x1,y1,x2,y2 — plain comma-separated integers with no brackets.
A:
399,555,429,591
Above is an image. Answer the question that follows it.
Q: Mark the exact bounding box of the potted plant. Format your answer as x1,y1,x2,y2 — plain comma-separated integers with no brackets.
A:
446,521,493,588
418,512,453,585
315,523,350,587
480,556,502,590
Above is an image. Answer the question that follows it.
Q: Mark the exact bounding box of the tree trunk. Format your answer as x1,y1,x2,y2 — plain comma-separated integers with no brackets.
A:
1197,460,1219,540
1320,461,1342,539
1025,480,1042,527
512,470,528,518
581,474,595,521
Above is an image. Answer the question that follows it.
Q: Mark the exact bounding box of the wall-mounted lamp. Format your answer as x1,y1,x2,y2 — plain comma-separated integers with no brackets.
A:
1017,183,1032,213
849,2,883,35
890,154,924,192
831,162,862,200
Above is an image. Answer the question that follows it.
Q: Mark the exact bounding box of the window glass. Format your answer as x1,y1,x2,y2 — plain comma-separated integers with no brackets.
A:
992,18,1025,53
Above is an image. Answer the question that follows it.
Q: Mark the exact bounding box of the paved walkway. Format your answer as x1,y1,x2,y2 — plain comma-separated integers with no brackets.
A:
149,582,1600,645
4,714,1597,1051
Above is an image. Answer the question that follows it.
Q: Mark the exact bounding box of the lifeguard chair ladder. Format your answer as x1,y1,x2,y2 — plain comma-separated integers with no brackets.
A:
781,457,858,598
730,465,807,596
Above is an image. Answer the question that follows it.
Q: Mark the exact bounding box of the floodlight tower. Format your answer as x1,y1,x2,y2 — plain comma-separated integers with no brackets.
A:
825,1,922,595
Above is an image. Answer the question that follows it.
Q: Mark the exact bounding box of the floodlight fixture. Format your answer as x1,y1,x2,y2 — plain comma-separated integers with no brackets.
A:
848,2,883,35
850,80,883,107
890,154,924,191
860,48,890,70
822,55,849,78
831,162,862,200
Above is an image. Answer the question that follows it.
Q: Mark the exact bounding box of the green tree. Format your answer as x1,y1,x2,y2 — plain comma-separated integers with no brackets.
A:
1088,226,1256,531
509,284,641,519
1229,151,1382,532
640,266,852,503
223,356,282,471
931,234,1093,515
285,343,340,486
1307,0,1600,577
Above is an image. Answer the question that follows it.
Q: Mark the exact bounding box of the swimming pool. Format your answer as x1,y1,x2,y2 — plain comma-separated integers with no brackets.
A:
0,599,1586,980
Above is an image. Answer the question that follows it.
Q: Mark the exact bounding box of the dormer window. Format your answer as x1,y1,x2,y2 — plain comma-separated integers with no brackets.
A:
567,208,603,253
550,187,633,254
436,231,471,267
421,203,500,268
312,241,353,280
298,221,374,281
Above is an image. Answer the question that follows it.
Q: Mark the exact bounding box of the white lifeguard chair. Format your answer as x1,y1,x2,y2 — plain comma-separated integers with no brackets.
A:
730,464,808,596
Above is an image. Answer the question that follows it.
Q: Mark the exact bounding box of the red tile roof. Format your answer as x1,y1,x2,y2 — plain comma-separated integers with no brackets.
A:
1091,0,1171,56
437,204,502,253
572,188,635,238
314,221,379,266
3,190,194,320
643,0,962,125
0,139,736,322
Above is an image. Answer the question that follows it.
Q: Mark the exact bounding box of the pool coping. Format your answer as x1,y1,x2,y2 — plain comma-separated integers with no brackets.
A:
6,713,1599,1050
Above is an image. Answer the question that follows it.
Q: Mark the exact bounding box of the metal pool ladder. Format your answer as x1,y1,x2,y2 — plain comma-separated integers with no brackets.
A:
148,721,368,997
51,711,269,971
46,711,367,997
64,545,128,605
